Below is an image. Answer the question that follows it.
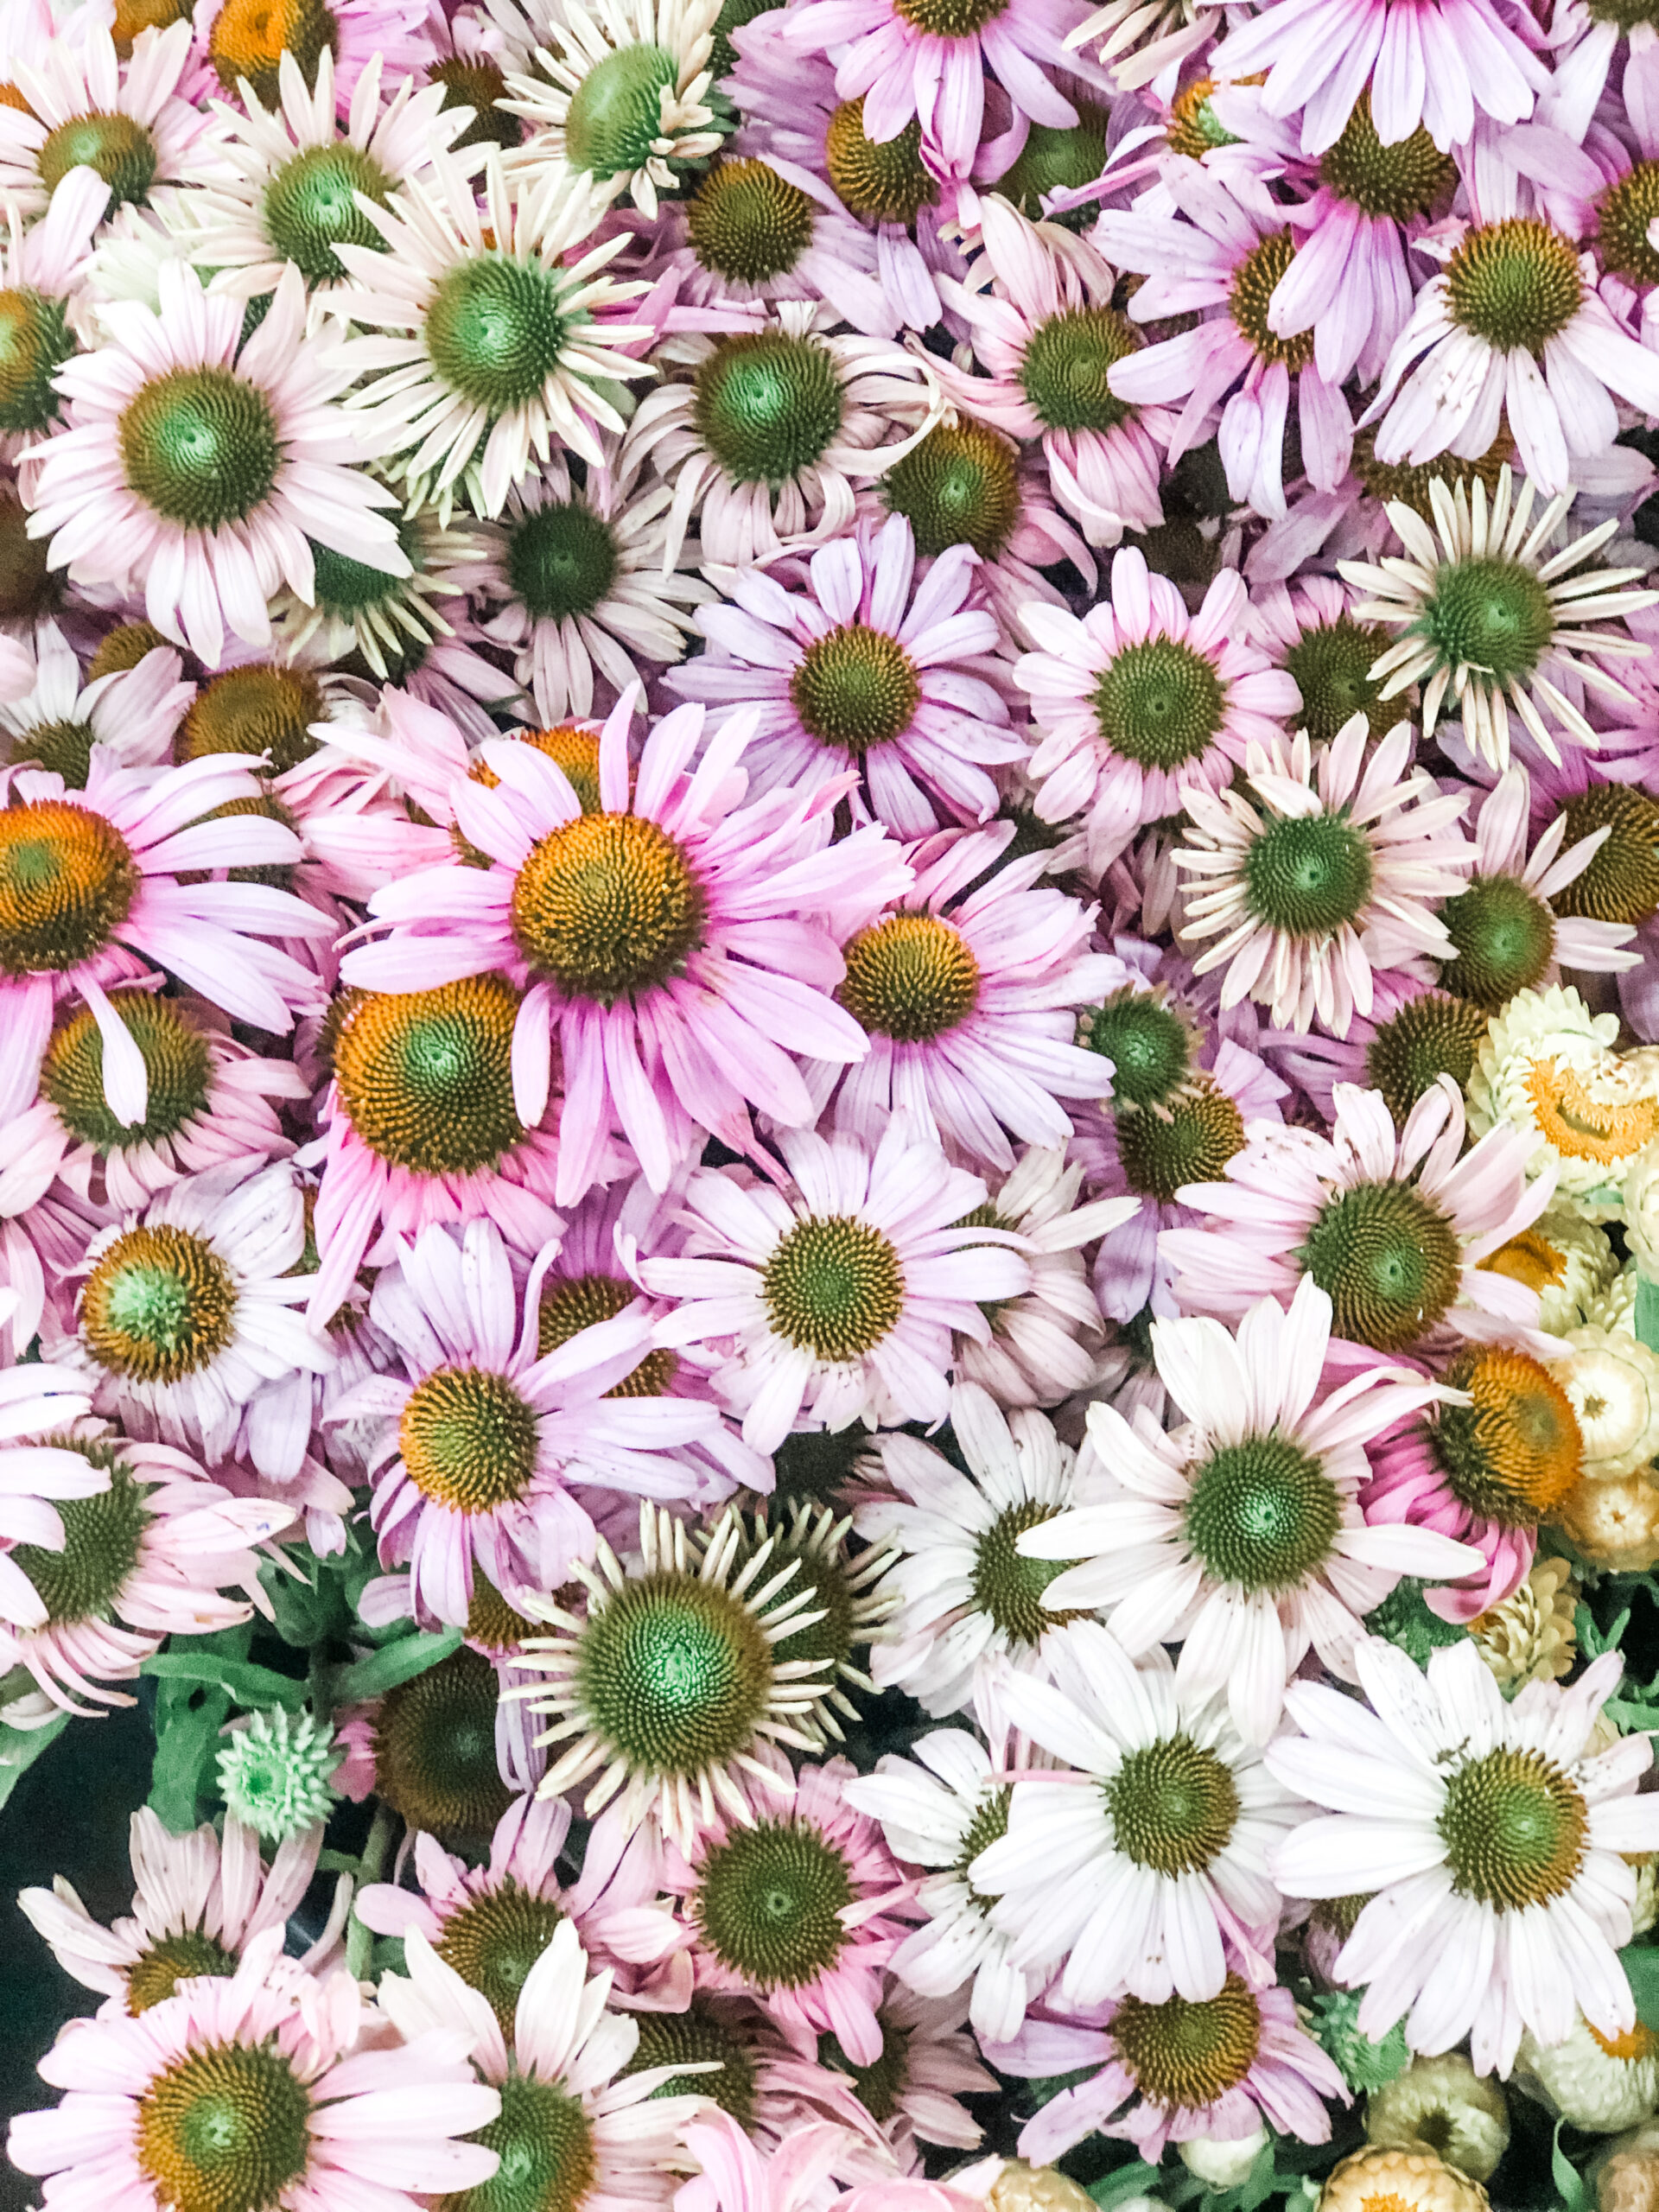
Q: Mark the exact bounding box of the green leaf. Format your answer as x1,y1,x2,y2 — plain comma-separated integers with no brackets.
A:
1624,1942,1659,2031
1553,2118,1587,2209
1637,1275,1659,1357
1089,2164,1164,2209
323,1629,461,1709
0,1712,69,1812
147,1626,252,1832
140,1652,308,1709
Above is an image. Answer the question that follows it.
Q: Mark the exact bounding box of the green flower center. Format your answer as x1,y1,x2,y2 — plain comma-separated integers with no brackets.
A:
762,1214,905,1360
334,977,525,1175
576,1569,776,1777
971,1497,1083,1644
89,623,169,680
373,1646,514,1840
137,2043,311,2212
747,1532,854,1676
118,368,282,531
1362,990,1490,1123
37,112,157,208
427,55,523,150
1184,1431,1341,1591
1166,77,1237,162
398,1364,540,1516
956,1783,1011,1905
263,142,392,286
1299,1179,1463,1351
505,501,620,625
0,485,56,623
435,1884,567,2037
1594,160,1659,289
687,158,816,283
311,533,411,618
1439,872,1555,1007
694,1815,855,1987
82,1224,238,1384
789,623,920,753
1553,783,1659,927
1107,1733,1241,1875
511,811,703,1002
11,1452,148,1629
448,2072,596,2212
1445,218,1583,352
1281,616,1394,745
19,721,99,788
892,0,1006,33
1588,0,1659,24
820,2020,909,2120
1116,1079,1245,1205
1090,635,1227,772
425,257,569,416
882,422,1020,559
1110,1978,1262,2111
838,912,979,1041
621,2002,758,2127
563,42,677,180
1417,552,1555,686
0,286,73,436
1319,96,1453,221
1438,1745,1587,1908
692,331,844,486
210,0,338,105
1243,810,1374,938
1084,989,1192,1109
996,113,1109,223
126,1930,240,2015
1019,307,1138,435
176,664,326,775
823,100,937,226
1229,230,1314,371
538,1272,676,1396
217,1710,340,1841
41,990,213,1152
1433,1344,1581,1528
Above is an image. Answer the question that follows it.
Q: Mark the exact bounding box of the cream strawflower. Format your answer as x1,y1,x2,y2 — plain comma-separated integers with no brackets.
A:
1469,986,1659,1215
1364,2054,1509,2178
1518,2016,1659,2133
1546,1327,1659,1480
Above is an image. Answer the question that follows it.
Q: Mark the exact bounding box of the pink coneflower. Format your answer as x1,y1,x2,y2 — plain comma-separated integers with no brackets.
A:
932,197,1172,547
668,511,1023,840
1268,1637,1659,2075
196,0,437,114
1161,1075,1557,1356
0,168,110,467
1017,1275,1483,1742
1259,970,1491,1125
672,1752,915,2064
677,2110,865,2212
335,1217,724,1628
341,692,909,1207
0,1417,296,1713
1172,715,1476,1036
20,1807,337,2015
808,823,1118,1170
0,620,192,780
1095,164,1356,520
9,1926,502,2212
1016,547,1300,876
639,1116,1030,1452
797,1984,997,2158
0,1353,100,1621
0,20,204,223
28,260,408,668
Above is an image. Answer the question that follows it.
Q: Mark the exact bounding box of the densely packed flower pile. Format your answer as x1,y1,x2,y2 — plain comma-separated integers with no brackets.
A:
15,0,1659,2209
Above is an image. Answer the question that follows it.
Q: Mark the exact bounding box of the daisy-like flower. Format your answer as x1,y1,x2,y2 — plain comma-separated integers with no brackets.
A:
19,1807,335,2015
1016,1276,1482,1742
851,1382,1090,1719
0,168,111,464
1249,575,1400,747
810,823,1119,1170
1095,166,1355,522
0,620,191,783
332,148,656,521
676,2111,865,2212
932,198,1172,548
470,449,713,724
336,1217,725,1627
804,1983,996,2158
639,1116,1030,1452
1268,1635,1659,2075
622,302,943,571
9,1926,502,2212
1338,467,1659,770
500,0,729,219
1165,1077,1554,1357
673,1752,914,2064
512,1501,836,1853
669,510,1024,840
992,1976,1344,2164
29,258,409,667
1173,715,1475,1038
0,20,203,225
187,48,482,304
1466,984,1659,1212
340,1640,529,1840
1016,547,1300,877
0,1350,102,1626
343,692,909,1207
198,0,436,111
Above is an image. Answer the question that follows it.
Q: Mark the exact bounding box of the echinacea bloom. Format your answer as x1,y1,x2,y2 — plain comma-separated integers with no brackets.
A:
669,510,1025,839
1339,468,1659,770
973,1618,1300,2004
639,1116,1031,1451
197,0,435,111
1016,1275,1482,1741
677,2110,861,2212
1172,714,1476,1037
8,1927,502,2212
28,259,408,666
1249,575,1399,747
334,1217,723,1627
0,1351,100,1626
342,692,909,1207
1162,1077,1554,1357
1268,1636,1659,2075
0,621,192,783
1017,548,1300,876
0,168,111,461
19,1806,336,2013
0,20,204,223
